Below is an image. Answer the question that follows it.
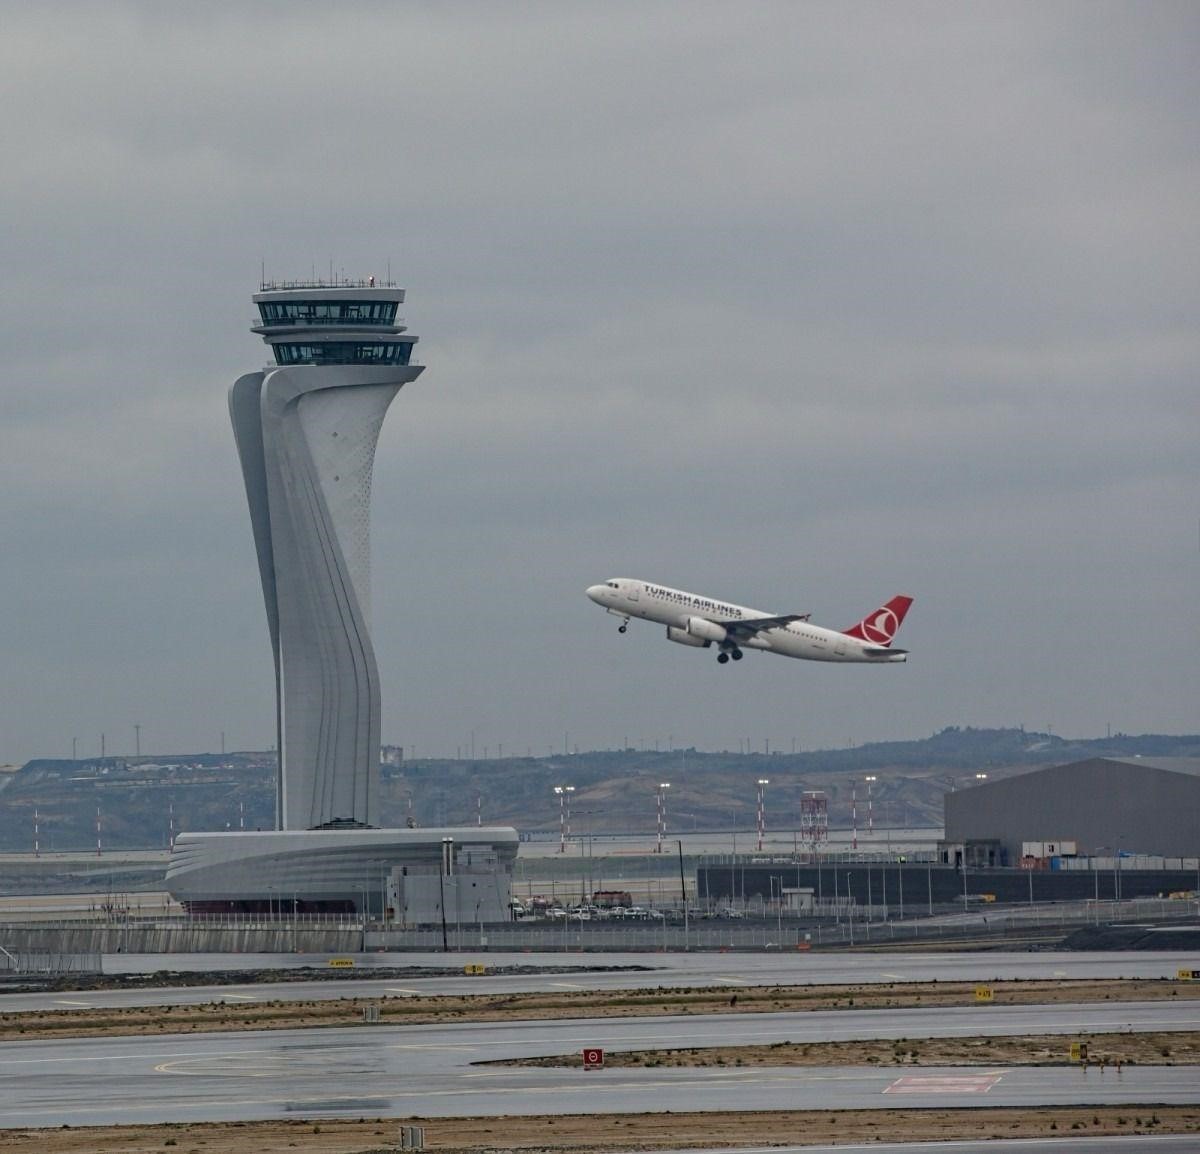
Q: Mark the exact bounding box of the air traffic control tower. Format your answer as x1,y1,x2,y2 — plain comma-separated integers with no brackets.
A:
167,278,519,917
230,279,422,830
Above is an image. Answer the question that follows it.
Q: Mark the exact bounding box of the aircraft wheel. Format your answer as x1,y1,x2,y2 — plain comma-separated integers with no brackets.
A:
717,652,730,664
731,648,743,661
618,624,627,633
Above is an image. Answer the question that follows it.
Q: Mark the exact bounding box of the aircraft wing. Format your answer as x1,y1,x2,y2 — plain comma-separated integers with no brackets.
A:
720,613,810,637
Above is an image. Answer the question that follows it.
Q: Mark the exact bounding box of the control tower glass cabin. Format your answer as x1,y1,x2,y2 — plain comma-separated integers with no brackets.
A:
230,279,423,831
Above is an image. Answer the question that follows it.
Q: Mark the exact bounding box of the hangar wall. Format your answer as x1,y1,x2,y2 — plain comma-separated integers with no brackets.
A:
944,757,1200,863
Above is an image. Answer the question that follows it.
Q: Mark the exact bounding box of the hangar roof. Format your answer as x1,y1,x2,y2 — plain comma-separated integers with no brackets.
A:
1104,756,1200,778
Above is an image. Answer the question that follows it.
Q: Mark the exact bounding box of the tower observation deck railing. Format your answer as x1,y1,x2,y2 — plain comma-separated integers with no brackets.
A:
259,278,400,291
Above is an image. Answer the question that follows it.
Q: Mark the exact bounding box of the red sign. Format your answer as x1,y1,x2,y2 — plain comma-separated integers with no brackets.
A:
583,1047,604,1069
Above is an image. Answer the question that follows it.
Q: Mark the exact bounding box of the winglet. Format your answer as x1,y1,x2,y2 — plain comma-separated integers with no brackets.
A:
842,595,913,647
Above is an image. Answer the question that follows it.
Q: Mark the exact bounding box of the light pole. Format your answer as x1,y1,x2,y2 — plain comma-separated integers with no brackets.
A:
656,782,670,853
554,785,574,853
851,780,858,851
756,779,769,851
865,776,876,837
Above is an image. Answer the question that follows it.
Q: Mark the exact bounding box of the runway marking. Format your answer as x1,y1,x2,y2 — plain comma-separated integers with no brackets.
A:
878,972,906,980
884,1071,1006,1094
550,981,585,990
218,994,257,1001
712,977,747,985
53,1000,92,1008
386,987,422,995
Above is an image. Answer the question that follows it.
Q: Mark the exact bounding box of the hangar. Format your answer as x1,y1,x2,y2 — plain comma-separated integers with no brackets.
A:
943,756,1200,866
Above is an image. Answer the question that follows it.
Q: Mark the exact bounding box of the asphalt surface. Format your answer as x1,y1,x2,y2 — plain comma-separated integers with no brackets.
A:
8,948,1199,1012
650,1142,1200,1154
2,1003,1197,1128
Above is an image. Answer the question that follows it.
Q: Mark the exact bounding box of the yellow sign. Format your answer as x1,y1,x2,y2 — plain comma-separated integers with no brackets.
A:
1177,968,1199,981
464,963,487,975
974,985,994,1002
329,958,355,968
1070,1041,1088,1063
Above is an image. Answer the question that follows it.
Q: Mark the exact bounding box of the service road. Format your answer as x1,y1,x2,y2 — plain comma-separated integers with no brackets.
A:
7,949,1197,1013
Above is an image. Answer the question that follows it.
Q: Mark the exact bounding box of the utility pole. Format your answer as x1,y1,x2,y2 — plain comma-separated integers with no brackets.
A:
756,778,769,851
133,723,141,758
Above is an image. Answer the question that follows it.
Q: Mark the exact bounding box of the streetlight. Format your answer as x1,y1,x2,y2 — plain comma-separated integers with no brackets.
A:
553,785,575,854
756,779,769,851
656,783,671,853
865,776,876,837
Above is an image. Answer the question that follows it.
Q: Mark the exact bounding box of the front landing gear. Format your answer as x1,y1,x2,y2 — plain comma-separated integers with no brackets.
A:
617,617,629,633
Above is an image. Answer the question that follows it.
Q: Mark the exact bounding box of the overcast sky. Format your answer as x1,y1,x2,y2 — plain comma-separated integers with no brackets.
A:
1,2,1196,766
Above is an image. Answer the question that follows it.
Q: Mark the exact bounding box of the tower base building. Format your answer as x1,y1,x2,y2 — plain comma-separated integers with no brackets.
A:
167,827,519,921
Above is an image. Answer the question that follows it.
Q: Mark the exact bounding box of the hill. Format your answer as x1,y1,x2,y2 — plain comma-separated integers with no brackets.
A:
1,728,1195,851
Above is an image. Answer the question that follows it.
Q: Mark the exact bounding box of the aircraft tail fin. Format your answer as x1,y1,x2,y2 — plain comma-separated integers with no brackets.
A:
842,595,913,647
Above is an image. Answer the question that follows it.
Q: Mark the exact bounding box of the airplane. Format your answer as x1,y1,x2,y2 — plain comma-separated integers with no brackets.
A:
586,578,913,666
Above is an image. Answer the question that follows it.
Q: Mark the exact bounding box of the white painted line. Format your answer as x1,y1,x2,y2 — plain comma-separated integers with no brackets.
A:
218,994,257,1001
878,972,906,980
53,1000,92,1008
550,981,585,990
385,987,422,995
712,977,747,985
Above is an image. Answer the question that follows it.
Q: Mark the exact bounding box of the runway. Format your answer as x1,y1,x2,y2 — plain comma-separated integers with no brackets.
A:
650,1142,1200,1154
1,1003,1196,1128
7,948,1197,1013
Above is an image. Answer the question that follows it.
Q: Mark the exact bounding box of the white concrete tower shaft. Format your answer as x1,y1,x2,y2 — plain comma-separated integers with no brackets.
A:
230,281,423,830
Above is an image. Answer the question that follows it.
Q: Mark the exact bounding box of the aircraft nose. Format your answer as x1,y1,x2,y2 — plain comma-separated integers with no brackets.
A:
586,584,607,604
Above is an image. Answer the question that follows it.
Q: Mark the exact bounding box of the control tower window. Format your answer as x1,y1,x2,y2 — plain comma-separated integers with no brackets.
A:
258,300,398,325
273,341,414,366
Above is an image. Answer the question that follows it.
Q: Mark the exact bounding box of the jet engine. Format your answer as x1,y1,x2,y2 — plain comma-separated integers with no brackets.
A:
685,616,728,644
666,626,708,648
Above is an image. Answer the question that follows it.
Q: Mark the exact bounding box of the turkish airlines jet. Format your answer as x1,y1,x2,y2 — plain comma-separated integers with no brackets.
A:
586,579,913,666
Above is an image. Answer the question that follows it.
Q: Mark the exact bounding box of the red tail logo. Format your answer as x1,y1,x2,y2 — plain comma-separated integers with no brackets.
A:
843,595,913,646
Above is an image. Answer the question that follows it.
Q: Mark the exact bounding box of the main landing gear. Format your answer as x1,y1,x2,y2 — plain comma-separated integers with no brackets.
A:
617,617,630,633
717,647,743,665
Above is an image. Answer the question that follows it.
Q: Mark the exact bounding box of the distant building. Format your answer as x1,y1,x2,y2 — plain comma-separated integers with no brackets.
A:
943,757,1200,866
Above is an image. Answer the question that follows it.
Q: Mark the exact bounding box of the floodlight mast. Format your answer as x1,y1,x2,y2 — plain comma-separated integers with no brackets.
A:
756,778,769,851
554,785,575,853
231,276,423,830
